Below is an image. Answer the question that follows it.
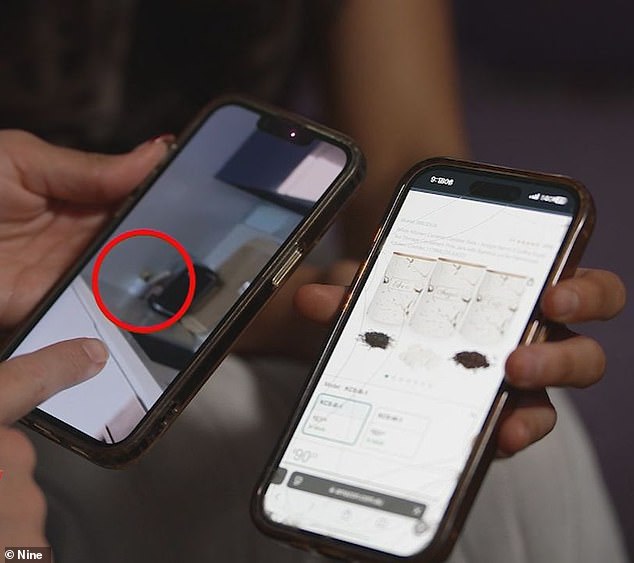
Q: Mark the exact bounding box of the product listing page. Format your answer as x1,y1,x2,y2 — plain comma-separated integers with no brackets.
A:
264,186,573,556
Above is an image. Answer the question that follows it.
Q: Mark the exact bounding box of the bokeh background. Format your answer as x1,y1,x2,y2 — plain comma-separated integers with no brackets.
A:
455,1,634,557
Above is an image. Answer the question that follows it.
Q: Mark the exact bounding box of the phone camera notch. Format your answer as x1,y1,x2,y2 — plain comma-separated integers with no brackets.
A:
257,115,313,145
469,181,521,202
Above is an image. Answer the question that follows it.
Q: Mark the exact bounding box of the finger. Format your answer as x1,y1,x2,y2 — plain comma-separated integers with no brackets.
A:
0,427,36,473
0,338,108,424
294,283,347,325
292,260,361,325
322,259,361,286
496,390,556,456
541,268,626,324
2,130,172,204
505,336,605,389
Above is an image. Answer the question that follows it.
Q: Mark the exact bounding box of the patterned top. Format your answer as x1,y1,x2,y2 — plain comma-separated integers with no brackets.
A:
0,0,338,150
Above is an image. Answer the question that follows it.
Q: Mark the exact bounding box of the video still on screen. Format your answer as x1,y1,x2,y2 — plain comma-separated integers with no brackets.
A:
11,104,346,444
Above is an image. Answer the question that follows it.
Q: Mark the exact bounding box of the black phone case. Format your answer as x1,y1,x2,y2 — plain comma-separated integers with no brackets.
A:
2,96,365,467
148,264,220,318
251,157,595,562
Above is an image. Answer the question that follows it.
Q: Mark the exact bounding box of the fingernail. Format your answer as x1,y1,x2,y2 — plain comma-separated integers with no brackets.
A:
495,447,513,459
515,421,531,448
150,133,176,145
82,339,109,365
551,287,579,318
133,134,175,152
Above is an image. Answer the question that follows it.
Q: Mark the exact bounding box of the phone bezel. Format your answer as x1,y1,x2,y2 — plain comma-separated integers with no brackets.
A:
251,157,595,562
2,96,365,467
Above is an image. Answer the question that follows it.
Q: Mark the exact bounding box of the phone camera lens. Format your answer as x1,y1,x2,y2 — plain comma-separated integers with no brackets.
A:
257,116,313,145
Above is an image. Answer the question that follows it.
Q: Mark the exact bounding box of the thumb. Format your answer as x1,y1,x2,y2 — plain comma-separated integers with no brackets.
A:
3,130,173,204
293,283,347,325
0,338,108,424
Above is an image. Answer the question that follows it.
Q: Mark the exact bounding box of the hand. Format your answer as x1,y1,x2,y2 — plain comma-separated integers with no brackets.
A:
501,268,626,455
294,267,626,456
234,260,360,358
0,130,169,329
0,338,107,549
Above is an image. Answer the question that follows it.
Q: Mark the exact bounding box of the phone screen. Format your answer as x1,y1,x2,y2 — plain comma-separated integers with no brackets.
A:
261,166,578,557
7,102,348,444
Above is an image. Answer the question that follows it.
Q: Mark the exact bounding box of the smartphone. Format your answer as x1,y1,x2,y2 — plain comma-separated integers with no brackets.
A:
1,97,364,467
148,264,221,318
253,158,594,562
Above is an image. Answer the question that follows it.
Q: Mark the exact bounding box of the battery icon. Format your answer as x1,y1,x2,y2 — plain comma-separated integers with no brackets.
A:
550,195,568,205
535,193,568,206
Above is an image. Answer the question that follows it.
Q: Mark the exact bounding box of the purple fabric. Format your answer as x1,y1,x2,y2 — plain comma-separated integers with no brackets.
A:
459,61,634,558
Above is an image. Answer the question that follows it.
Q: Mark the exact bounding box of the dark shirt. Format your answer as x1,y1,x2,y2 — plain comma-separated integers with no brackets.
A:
0,0,338,151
